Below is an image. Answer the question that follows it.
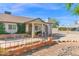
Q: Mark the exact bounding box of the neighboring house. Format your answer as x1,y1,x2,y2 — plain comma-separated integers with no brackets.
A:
59,20,79,31
0,12,53,38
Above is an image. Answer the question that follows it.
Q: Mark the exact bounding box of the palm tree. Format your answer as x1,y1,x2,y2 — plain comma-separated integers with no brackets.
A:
66,3,79,16
66,4,79,31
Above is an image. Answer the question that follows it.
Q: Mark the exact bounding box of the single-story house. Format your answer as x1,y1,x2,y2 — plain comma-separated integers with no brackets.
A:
59,20,79,31
0,12,53,38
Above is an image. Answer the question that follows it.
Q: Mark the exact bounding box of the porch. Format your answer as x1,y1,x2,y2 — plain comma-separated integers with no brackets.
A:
25,21,48,38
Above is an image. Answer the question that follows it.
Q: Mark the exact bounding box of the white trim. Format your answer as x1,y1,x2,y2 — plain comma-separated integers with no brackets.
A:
26,24,29,32
32,23,35,38
47,24,52,35
42,24,44,36
4,23,17,33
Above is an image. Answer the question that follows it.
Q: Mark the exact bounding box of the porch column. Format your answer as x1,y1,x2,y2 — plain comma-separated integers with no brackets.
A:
26,24,29,32
47,24,51,35
47,24,52,35
42,24,44,37
32,23,35,38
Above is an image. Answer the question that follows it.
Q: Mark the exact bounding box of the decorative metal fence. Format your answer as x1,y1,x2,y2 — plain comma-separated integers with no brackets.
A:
0,37,48,55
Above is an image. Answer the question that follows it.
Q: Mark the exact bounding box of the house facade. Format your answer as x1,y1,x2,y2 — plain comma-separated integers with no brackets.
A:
0,12,53,38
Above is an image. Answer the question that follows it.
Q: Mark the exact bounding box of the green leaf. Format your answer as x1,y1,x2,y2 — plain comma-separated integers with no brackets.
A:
66,3,72,10
72,5,79,16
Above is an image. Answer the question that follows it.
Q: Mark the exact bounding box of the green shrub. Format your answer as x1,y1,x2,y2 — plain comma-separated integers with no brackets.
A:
0,23,9,34
58,27,68,31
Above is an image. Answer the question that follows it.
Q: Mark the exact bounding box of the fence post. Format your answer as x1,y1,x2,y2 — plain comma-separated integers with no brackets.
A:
0,43,1,54
47,34,53,45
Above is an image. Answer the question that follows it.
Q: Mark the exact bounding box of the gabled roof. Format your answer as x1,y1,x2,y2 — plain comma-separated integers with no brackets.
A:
0,14,34,23
25,18,46,23
0,13,52,24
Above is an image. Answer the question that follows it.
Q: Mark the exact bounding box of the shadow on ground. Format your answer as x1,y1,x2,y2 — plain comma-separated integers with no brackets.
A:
52,33,65,39
21,45,52,56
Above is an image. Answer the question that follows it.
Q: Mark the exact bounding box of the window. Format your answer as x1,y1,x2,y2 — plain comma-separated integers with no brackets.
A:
8,25,12,29
8,24,16,30
13,25,16,29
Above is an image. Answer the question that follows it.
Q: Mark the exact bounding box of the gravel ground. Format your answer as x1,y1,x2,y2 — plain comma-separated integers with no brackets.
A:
32,42,79,56
31,32,79,56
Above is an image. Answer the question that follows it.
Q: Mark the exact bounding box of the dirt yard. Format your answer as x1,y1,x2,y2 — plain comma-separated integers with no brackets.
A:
32,42,79,56
31,31,79,56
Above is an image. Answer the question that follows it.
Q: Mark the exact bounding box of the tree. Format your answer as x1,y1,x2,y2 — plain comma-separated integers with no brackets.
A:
48,18,59,28
66,3,79,16
0,23,6,34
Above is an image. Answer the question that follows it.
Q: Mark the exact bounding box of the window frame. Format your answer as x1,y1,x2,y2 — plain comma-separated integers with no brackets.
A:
8,24,16,30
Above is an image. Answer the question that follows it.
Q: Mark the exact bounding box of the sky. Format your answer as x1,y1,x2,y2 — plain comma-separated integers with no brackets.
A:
0,3,79,26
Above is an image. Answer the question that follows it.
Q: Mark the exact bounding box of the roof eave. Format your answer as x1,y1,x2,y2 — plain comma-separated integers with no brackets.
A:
24,18,47,24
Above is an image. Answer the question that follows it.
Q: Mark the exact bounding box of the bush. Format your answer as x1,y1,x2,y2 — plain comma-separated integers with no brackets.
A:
58,27,68,31
0,23,9,34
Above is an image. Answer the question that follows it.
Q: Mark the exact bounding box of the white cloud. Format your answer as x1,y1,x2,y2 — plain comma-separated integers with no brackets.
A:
10,3,64,11
54,16,79,20
0,4,24,13
11,3,27,9
28,3,64,10
0,3,64,14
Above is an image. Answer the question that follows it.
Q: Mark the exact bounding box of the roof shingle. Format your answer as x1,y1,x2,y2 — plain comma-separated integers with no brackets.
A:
0,14,34,23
